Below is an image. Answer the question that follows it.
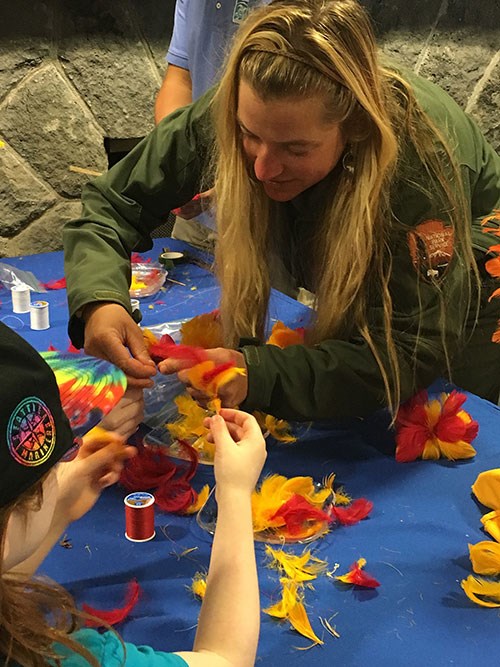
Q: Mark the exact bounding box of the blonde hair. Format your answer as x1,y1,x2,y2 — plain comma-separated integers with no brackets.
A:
0,478,111,667
212,0,476,415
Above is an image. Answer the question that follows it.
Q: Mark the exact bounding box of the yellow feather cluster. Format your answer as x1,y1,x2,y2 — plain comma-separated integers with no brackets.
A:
167,394,218,460
264,578,324,646
265,545,328,582
462,469,500,606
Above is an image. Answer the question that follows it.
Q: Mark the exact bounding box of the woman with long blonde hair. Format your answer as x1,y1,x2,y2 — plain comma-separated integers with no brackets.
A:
64,0,500,420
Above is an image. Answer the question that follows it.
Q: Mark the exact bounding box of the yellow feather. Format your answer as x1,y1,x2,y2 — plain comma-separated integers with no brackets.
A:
472,469,500,510
461,575,500,607
265,546,327,582
142,327,159,348
333,488,351,506
288,600,324,645
422,439,441,460
180,312,224,348
480,510,500,542
185,484,211,515
436,439,476,460
190,572,207,600
468,541,500,575
264,579,302,618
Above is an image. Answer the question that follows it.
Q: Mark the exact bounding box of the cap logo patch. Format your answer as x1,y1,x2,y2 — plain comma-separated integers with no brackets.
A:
7,397,56,466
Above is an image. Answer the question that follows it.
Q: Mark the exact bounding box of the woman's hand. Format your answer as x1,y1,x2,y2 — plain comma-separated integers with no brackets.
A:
206,409,266,497
171,188,214,220
98,386,145,439
55,429,136,524
159,348,249,407
83,302,156,388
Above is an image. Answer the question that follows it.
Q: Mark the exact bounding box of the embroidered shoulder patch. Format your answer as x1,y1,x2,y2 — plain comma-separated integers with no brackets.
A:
408,219,454,281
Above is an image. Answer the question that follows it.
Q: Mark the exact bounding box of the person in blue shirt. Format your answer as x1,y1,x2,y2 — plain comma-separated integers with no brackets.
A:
155,0,269,247
0,321,266,666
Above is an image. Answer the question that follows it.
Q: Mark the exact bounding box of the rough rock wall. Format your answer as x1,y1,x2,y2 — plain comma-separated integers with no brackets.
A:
0,0,498,256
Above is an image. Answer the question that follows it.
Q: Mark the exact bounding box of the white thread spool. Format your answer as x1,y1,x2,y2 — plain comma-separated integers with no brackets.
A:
30,300,50,330
130,298,140,313
11,285,31,313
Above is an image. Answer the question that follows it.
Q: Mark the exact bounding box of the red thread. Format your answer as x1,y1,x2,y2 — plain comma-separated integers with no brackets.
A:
124,492,155,542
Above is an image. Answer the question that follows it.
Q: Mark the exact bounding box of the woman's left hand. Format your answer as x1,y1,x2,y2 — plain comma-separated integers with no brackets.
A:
159,347,249,407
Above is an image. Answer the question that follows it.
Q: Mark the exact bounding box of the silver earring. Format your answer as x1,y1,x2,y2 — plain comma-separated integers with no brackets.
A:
342,150,354,174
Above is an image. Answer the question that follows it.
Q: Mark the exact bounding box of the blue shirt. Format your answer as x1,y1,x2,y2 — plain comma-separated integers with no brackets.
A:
167,0,269,100
52,629,188,666
166,1,269,231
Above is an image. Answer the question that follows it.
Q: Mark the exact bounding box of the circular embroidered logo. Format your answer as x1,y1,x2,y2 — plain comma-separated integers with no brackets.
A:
7,397,56,467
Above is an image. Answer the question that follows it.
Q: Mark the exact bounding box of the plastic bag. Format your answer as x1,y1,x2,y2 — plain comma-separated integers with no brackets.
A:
0,262,46,292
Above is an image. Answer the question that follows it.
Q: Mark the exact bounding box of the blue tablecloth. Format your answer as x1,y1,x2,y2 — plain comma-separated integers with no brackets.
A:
3,239,500,666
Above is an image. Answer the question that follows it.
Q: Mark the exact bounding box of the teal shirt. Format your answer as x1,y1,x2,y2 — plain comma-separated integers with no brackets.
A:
52,629,188,667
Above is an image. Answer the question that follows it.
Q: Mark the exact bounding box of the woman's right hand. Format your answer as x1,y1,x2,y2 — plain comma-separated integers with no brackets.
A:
83,302,156,388
205,409,266,497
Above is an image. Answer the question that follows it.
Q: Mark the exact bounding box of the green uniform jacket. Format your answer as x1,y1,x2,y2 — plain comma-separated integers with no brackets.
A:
63,73,500,421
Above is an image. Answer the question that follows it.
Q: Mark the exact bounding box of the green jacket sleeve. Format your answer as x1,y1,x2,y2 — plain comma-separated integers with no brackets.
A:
242,246,470,421
63,92,214,347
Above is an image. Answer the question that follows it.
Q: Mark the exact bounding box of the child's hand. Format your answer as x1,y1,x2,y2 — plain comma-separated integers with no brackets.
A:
205,409,266,497
55,430,136,523
98,386,145,439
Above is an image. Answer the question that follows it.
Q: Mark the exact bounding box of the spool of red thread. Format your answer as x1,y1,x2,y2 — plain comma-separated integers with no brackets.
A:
124,492,156,542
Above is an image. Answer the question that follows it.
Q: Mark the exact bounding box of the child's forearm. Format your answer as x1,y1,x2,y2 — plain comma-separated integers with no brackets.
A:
7,514,69,577
193,488,260,666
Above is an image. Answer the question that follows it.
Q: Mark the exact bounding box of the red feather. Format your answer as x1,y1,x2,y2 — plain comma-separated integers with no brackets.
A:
120,447,177,491
331,498,373,525
83,580,141,627
201,361,235,384
342,562,380,588
269,494,332,535
149,341,207,366
42,277,66,290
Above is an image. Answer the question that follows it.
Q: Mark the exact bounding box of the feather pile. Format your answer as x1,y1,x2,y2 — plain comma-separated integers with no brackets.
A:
461,467,500,606
251,473,372,541
120,441,209,515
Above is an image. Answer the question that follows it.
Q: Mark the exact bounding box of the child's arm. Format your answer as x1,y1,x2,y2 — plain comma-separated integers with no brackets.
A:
6,430,136,576
175,408,266,667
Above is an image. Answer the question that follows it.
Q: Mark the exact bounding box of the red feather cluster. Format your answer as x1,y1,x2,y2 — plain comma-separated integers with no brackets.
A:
120,440,202,514
269,495,332,536
395,389,479,462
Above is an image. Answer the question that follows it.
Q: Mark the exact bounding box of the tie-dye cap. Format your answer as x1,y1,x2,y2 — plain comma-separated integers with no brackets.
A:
0,322,127,507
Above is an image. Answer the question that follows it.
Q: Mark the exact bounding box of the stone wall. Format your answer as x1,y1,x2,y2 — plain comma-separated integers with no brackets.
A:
0,0,499,257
